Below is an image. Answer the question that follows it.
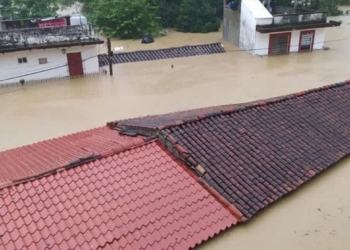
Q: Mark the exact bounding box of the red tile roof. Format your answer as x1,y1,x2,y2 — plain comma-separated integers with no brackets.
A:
112,80,350,219
0,141,240,250
0,126,146,187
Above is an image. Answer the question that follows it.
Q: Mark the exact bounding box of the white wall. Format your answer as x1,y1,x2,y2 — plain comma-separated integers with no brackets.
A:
239,0,258,52
240,0,273,54
313,28,326,50
254,28,326,56
0,44,100,85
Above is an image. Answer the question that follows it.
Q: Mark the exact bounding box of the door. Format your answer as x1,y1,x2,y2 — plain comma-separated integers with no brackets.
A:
268,32,291,55
67,52,84,76
299,30,315,52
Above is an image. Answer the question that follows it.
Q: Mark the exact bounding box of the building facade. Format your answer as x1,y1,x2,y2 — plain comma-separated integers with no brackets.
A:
223,0,341,56
0,15,104,86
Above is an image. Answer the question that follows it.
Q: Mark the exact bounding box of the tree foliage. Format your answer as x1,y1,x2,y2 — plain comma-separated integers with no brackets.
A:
276,0,345,15
1,0,348,38
91,0,161,39
176,0,221,33
0,0,58,19
148,0,182,28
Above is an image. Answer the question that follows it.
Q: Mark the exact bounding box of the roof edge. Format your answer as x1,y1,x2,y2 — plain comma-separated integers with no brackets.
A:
198,177,247,222
155,79,350,130
0,40,104,54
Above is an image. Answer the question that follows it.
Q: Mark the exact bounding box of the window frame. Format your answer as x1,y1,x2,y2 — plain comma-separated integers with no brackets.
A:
38,58,48,64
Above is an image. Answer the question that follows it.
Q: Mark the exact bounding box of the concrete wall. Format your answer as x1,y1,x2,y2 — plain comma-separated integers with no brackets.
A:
239,1,257,52
312,28,326,50
0,44,100,85
254,28,326,56
223,8,241,46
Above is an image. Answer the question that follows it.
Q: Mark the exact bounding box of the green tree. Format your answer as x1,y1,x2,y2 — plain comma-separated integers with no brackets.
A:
0,0,58,19
91,0,161,39
148,0,182,28
176,0,221,33
208,0,223,18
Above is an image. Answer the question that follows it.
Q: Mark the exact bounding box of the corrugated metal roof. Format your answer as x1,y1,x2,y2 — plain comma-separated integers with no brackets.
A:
98,43,225,66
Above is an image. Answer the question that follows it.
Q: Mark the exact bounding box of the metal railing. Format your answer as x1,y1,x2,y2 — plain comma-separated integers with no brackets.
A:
0,25,99,50
273,11,327,25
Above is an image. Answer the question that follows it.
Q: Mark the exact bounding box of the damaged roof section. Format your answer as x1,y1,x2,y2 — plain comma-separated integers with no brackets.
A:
111,97,288,136
0,141,241,250
0,126,146,187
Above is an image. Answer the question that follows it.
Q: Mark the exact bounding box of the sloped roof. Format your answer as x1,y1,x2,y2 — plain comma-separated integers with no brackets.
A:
0,141,240,250
0,126,146,188
157,81,350,219
112,97,284,133
98,43,225,66
112,80,350,219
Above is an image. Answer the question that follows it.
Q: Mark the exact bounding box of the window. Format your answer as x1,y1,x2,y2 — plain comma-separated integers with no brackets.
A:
299,30,315,52
38,58,48,64
18,57,27,64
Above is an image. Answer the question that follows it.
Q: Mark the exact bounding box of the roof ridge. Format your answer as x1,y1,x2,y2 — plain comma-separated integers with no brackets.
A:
156,79,350,130
0,137,156,191
156,141,246,222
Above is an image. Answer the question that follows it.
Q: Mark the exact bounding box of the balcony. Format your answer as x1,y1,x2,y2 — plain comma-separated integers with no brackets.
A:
0,25,103,53
256,5,341,33
273,11,327,25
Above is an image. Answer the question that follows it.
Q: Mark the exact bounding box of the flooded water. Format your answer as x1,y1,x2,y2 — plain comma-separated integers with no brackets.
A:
0,12,350,250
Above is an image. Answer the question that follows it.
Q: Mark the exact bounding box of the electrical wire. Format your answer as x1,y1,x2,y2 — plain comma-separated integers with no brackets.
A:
0,52,102,82
0,44,107,73
0,44,107,80
0,36,349,82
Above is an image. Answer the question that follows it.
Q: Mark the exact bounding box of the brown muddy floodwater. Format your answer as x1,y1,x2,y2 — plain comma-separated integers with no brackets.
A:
1,14,350,250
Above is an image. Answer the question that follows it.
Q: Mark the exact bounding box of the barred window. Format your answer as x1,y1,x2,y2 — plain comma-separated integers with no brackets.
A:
38,58,48,64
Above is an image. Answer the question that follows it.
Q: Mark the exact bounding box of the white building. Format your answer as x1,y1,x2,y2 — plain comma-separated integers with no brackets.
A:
223,0,341,56
0,15,103,86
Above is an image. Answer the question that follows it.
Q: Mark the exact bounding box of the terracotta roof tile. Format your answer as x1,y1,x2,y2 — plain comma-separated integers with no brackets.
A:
0,126,146,187
0,141,239,250
157,81,350,219
111,97,289,135
98,43,225,66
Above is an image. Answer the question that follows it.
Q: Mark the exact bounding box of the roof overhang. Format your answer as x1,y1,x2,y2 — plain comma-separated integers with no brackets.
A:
256,20,341,33
0,40,104,54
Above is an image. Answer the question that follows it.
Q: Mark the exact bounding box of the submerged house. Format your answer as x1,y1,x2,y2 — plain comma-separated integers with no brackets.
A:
223,0,341,55
0,15,103,86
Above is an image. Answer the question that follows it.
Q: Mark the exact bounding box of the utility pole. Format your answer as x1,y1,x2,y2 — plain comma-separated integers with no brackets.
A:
107,38,113,76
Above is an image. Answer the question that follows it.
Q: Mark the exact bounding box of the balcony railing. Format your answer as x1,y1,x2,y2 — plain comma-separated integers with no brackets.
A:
272,11,327,25
0,25,101,51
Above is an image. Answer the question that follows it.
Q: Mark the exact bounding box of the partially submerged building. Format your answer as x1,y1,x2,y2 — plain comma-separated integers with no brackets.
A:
1,79,350,249
0,15,103,86
223,0,341,55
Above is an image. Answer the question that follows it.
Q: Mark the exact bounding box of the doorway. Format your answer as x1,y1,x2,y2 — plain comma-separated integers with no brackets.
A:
268,32,291,55
67,52,84,76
